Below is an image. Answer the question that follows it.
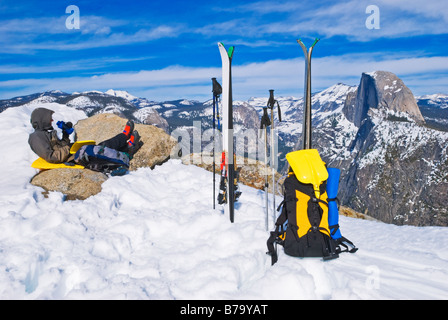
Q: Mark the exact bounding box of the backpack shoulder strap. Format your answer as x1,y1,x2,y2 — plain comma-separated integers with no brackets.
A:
337,236,358,254
266,199,288,265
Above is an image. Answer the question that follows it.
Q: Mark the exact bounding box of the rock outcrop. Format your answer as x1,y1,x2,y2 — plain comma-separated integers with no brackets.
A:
182,153,283,192
30,168,107,200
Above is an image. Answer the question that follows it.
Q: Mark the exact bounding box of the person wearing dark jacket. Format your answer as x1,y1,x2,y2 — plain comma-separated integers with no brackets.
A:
28,107,141,164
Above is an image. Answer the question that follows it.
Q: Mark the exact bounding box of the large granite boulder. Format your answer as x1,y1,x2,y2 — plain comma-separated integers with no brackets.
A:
74,113,177,170
30,168,107,200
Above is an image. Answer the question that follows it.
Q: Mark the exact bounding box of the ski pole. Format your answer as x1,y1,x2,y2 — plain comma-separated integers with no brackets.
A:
260,106,271,231
267,90,281,224
212,78,222,210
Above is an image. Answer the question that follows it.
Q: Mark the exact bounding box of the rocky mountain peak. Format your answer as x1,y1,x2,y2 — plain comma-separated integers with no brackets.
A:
348,71,425,127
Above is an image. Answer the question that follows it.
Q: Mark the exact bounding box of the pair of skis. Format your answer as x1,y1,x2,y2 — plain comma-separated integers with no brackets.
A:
214,43,283,228
213,42,240,223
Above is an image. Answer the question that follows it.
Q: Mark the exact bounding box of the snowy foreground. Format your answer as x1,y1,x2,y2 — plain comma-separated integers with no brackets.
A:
1,104,448,300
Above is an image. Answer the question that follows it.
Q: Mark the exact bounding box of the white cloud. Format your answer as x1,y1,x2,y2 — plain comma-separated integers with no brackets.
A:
0,15,181,53
216,0,448,40
377,0,448,22
1,53,447,100
0,56,154,74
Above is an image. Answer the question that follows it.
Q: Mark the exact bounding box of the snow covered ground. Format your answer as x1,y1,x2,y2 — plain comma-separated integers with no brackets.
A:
1,103,448,300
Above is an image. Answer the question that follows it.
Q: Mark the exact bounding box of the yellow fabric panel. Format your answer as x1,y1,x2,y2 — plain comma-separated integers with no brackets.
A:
295,190,311,238
286,149,328,198
69,140,96,154
31,157,84,170
294,190,331,238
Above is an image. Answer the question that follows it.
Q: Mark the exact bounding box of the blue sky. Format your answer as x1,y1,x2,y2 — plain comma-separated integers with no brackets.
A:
0,0,447,101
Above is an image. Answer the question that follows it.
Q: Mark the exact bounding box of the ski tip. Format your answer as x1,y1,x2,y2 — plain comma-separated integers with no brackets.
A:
228,46,235,58
218,42,234,59
297,38,320,46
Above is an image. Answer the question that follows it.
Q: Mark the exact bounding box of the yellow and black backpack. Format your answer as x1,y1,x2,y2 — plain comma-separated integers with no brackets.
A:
267,149,340,265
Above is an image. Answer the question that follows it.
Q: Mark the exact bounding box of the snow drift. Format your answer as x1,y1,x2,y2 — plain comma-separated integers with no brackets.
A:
0,103,447,300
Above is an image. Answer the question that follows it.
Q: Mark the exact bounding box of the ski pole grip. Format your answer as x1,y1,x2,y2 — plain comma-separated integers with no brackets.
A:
260,107,271,129
212,77,222,97
268,89,275,108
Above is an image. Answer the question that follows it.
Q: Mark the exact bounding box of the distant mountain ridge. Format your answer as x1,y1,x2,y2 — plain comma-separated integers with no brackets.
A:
313,72,448,226
1,71,447,226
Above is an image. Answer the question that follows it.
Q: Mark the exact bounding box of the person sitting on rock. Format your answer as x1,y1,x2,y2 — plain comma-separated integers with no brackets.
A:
28,107,142,164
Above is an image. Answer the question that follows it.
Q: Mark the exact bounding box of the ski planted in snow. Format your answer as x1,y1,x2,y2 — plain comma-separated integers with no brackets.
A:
217,42,241,223
297,38,319,149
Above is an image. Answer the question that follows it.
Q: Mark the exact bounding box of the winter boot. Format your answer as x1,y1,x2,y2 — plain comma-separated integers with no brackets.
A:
123,120,134,138
128,130,143,156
